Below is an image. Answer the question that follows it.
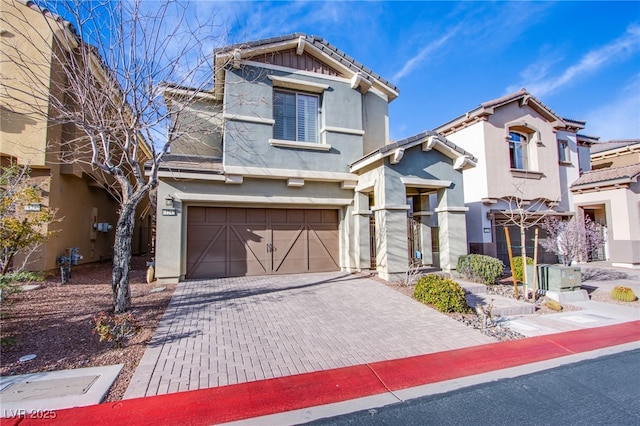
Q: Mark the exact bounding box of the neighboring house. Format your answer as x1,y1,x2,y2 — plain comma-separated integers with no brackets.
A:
0,0,153,272
571,140,640,268
154,34,475,282
434,89,595,265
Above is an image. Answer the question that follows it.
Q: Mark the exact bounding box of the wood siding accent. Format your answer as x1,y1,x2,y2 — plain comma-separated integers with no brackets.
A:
251,49,342,77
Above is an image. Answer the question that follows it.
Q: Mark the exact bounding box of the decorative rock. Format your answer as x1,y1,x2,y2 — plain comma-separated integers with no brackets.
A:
19,354,37,362
21,284,41,291
149,287,166,294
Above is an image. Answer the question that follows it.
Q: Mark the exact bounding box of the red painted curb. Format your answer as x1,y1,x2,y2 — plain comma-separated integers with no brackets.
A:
369,321,640,390
8,321,640,425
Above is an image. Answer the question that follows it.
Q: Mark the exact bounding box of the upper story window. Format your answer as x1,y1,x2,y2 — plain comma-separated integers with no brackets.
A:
558,139,570,164
508,131,528,170
273,90,319,143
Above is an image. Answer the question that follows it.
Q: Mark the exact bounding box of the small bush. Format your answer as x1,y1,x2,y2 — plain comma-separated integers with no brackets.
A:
457,254,504,285
611,286,638,302
413,274,472,313
0,271,44,289
511,256,534,282
92,311,140,347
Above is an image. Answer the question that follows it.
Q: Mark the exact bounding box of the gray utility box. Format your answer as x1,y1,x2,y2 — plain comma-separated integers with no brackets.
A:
526,264,582,292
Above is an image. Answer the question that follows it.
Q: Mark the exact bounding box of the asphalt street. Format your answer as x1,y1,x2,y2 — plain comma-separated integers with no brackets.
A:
305,348,640,426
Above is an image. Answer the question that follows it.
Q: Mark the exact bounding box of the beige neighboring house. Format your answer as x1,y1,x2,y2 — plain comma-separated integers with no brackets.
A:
434,89,596,265
571,140,640,268
0,0,153,273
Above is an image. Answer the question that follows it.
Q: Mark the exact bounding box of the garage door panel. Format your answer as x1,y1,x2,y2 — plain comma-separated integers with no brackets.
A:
187,207,339,278
187,224,227,279
309,228,340,271
229,225,268,276
272,225,306,274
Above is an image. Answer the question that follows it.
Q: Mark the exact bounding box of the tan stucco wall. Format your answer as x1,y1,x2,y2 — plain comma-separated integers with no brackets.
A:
2,0,152,273
592,148,640,169
484,103,563,202
574,180,640,266
0,0,55,166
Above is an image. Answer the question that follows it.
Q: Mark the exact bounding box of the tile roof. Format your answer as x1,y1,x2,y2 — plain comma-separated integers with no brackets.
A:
571,163,640,188
215,33,398,93
435,88,582,134
153,155,223,174
590,139,640,154
350,130,477,171
383,131,478,163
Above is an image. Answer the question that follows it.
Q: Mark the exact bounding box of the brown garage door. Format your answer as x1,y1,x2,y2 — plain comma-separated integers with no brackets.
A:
186,207,340,278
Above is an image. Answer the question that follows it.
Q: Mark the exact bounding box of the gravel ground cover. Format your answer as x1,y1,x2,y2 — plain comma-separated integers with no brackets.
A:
0,256,175,401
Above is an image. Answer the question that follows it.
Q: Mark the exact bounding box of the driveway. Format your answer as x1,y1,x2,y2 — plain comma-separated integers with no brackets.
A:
124,272,494,399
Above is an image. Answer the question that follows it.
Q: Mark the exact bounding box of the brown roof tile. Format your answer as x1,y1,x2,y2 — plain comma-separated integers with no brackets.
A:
571,164,640,188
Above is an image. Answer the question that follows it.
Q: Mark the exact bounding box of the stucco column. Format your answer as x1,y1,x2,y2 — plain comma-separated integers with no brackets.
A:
347,192,373,272
154,183,183,283
374,207,409,281
436,208,468,271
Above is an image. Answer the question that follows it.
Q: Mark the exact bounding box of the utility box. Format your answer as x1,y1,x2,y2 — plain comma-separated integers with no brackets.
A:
526,264,549,289
529,264,581,292
549,265,581,291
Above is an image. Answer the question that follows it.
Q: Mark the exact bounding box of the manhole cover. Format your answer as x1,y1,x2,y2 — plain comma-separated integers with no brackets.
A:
0,375,100,402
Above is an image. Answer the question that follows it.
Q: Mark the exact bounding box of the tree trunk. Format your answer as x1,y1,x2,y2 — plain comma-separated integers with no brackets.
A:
112,204,136,313
520,225,528,299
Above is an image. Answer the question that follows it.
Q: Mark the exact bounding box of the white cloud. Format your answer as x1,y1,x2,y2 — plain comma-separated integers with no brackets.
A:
392,26,460,82
509,24,640,97
584,74,640,141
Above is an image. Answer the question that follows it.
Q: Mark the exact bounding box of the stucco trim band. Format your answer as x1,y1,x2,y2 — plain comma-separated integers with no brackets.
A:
400,176,452,189
174,193,351,206
224,114,275,125
434,207,469,213
223,165,357,182
320,126,365,136
269,139,333,151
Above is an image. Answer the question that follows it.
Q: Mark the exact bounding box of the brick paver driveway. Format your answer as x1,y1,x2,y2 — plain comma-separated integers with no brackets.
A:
124,272,494,398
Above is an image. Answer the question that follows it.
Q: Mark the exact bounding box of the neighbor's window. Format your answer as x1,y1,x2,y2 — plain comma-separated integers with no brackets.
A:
273,90,319,143
558,139,570,163
508,131,528,169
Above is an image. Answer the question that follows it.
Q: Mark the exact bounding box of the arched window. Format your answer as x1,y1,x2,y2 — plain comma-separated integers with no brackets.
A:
508,131,528,169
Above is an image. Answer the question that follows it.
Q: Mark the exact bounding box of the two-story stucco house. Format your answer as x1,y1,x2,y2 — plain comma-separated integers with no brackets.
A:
153,34,476,283
571,140,640,268
434,89,594,265
1,0,153,272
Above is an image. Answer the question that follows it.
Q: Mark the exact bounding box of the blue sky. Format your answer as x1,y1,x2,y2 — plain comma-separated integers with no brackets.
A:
203,0,640,142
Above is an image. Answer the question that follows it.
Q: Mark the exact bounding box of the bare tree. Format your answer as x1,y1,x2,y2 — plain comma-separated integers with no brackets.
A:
497,181,559,299
1,0,224,312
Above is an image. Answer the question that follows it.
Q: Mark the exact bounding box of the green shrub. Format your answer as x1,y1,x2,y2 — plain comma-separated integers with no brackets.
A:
0,271,43,289
413,274,472,313
511,256,533,282
611,286,638,302
457,254,504,285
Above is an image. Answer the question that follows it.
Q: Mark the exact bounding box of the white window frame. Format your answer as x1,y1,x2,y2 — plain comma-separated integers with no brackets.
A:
508,131,528,170
558,139,571,164
273,89,319,144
